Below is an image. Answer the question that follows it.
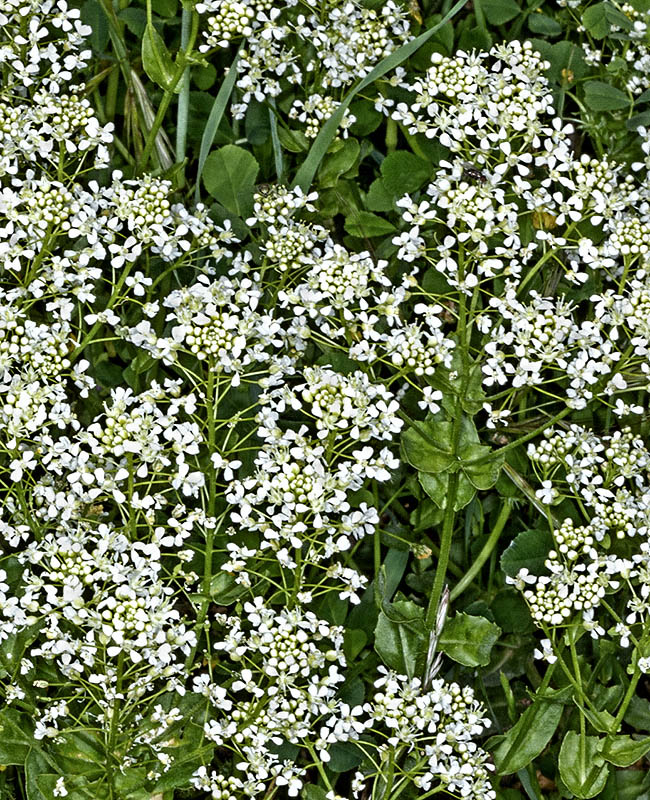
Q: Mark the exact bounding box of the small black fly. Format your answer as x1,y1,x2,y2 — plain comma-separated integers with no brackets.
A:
460,162,487,184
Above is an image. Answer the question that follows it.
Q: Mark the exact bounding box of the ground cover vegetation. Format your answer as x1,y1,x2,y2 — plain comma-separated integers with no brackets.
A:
1,0,650,798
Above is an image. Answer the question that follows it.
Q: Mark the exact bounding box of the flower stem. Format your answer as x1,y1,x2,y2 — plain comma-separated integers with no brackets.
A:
450,499,513,601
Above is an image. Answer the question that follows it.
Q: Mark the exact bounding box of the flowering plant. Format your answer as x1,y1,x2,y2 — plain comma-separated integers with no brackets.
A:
1,0,650,798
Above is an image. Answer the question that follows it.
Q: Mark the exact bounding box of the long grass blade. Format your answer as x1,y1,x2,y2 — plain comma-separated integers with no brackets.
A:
195,45,243,205
269,101,284,181
291,0,466,192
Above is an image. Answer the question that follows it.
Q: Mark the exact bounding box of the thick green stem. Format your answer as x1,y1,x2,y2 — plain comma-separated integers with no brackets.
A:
450,500,513,601
420,245,468,671
424,471,459,642
614,662,641,729
175,5,193,186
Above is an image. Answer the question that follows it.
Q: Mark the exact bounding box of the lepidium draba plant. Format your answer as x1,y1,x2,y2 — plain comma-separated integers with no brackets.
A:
0,3,498,799
4,0,650,796
375,36,650,795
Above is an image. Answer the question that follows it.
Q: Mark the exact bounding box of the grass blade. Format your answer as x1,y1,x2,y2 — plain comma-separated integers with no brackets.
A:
195,45,243,205
269,101,284,181
291,0,466,192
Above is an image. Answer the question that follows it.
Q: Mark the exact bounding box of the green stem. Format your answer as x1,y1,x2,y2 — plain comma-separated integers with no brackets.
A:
69,260,137,364
613,662,641,729
420,243,469,671
175,5,192,186
385,118,398,153
107,651,125,798
450,500,513,601
185,368,218,672
269,100,284,181
138,8,199,173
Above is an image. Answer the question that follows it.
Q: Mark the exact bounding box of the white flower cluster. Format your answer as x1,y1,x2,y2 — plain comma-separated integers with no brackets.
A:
382,39,650,418
192,603,495,799
510,425,650,650
195,0,412,133
224,365,401,600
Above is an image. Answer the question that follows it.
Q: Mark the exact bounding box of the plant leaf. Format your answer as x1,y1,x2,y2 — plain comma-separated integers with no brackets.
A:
202,144,259,218
584,80,630,111
374,600,426,678
195,46,242,204
345,211,396,238
600,734,650,767
380,151,431,195
489,694,565,774
559,731,609,798
438,612,500,667
500,528,554,579
142,22,176,92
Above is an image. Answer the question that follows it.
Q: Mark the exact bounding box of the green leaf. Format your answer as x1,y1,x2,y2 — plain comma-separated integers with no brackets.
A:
25,750,51,800
153,0,177,16
625,696,650,732
366,178,395,212
327,741,364,773
582,1,633,38
559,732,609,799
489,695,564,774
244,100,271,145
402,421,454,473
601,735,650,767
345,211,396,238
203,144,259,218
81,0,109,51
49,731,105,778
462,447,504,490
344,629,367,661
118,7,147,37
349,99,382,136
419,470,476,510
277,126,309,153
0,708,34,765
142,21,177,93
527,12,562,36
303,788,329,800
193,63,216,90
438,612,500,667
318,139,360,188
613,770,650,800
582,706,617,734
500,528,554,579
626,110,650,130
491,590,534,634
195,45,242,205
584,81,630,111
114,767,150,799
380,151,431,195
210,571,248,605
457,25,492,51
292,0,467,192
481,0,522,24
36,775,93,800
378,548,410,604
374,600,426,678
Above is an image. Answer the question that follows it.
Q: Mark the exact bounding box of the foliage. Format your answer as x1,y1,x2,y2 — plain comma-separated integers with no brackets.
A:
1,0,650,798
